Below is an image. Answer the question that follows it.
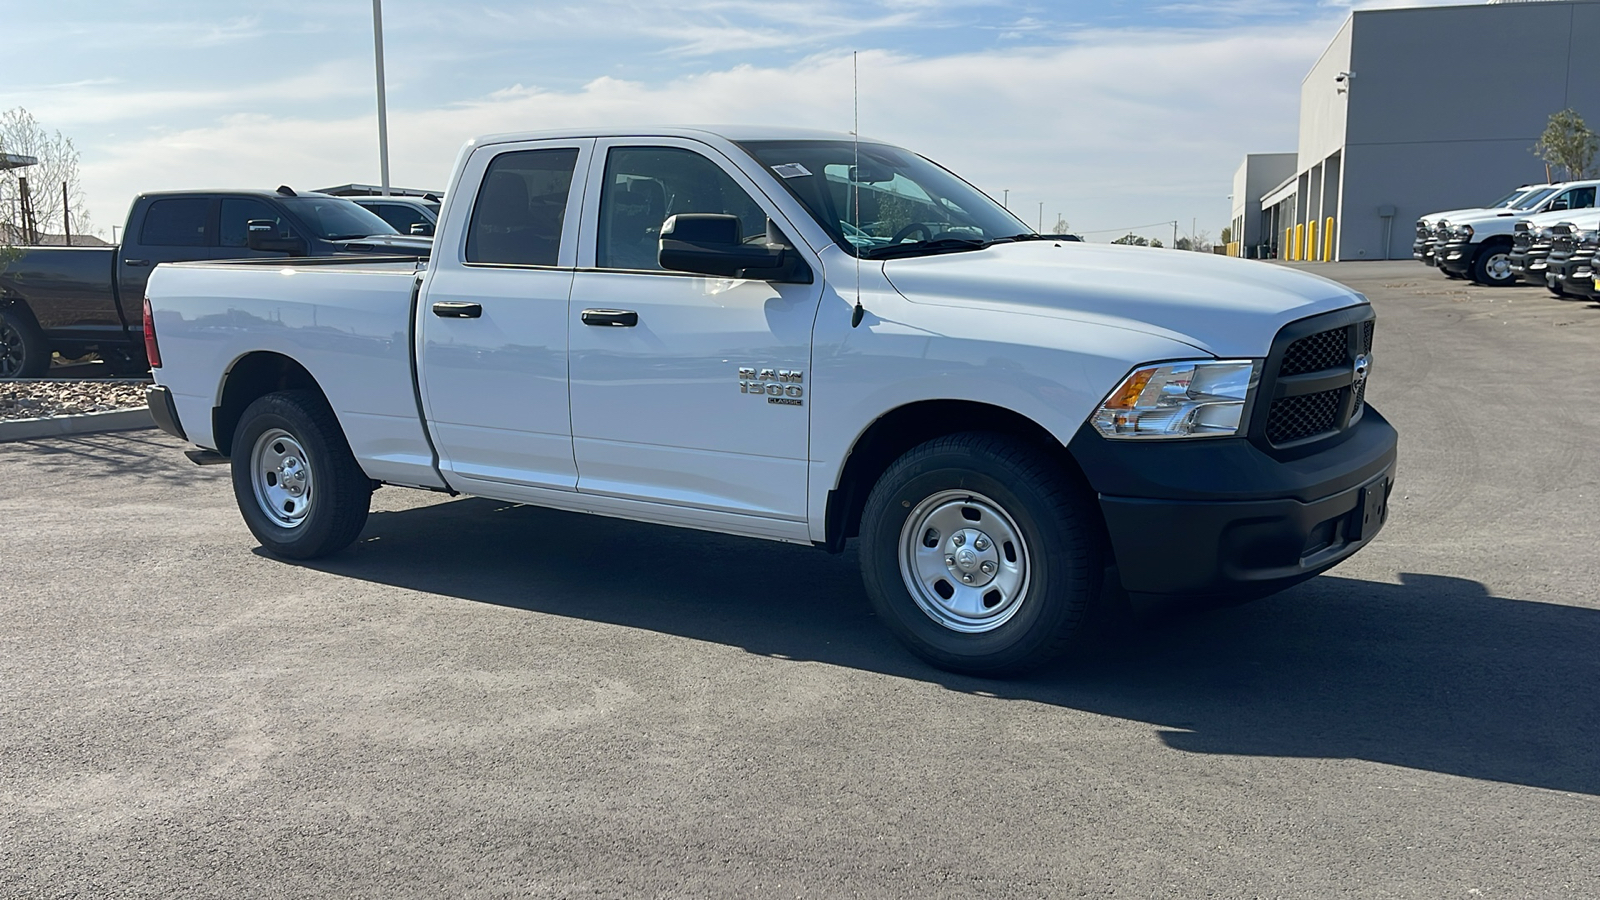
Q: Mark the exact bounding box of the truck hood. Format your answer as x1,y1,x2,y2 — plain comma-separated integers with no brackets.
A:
879,241,1364,358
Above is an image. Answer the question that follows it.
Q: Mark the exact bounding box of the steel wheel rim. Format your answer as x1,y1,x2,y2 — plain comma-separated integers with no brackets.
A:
898,489,1032,633
0,320,23,377
250,428,314,528
1484,252,1512,281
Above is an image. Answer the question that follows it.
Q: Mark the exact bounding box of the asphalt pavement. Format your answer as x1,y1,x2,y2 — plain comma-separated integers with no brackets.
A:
2,261,1596,898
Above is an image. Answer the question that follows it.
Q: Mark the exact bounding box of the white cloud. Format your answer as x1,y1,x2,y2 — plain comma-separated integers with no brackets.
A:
78,21,1334,242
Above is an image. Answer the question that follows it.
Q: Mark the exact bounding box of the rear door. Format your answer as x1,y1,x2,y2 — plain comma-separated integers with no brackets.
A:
417,139,593,492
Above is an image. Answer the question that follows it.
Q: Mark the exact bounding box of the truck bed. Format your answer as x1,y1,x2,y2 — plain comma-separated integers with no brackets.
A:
148,257,443,489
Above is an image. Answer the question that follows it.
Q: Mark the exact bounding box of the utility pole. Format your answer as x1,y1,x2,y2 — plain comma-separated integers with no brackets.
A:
372,0,391,196
62,182,72,246
1172,221,1177,250
1003,189,1009,209
1038,201,1043,232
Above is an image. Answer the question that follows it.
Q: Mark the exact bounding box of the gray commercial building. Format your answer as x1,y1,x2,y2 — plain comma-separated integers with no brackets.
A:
1234,0,1600,261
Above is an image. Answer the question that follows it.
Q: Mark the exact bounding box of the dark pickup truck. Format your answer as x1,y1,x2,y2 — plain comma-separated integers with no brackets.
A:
0,187,431,377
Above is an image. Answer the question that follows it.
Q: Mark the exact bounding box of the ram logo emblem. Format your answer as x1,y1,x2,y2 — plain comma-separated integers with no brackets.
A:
738,366,804,405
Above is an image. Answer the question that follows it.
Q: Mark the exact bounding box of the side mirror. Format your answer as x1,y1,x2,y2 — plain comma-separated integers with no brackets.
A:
409,222,435,236
246,219,307,255
1549,200,1569,211
658,214,811,283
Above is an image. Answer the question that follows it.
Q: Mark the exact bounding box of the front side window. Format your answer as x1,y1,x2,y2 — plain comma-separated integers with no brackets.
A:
737,140,1031,258
220,198,285,248
596,146,768,271
1567,187,1597,209
140,198,211,247
465,148,579,266
1513,188,1556,209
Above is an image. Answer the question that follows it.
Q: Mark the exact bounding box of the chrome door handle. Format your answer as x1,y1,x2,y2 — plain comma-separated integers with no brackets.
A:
580,309,638,327
431,301,483,319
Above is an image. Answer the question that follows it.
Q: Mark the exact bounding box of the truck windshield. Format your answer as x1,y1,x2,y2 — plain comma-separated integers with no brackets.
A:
1512,188,1557,210
280,196,399,240
737,140,1033,259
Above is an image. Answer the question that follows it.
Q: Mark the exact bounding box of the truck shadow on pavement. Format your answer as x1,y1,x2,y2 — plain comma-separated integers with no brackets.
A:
293,496,1600,798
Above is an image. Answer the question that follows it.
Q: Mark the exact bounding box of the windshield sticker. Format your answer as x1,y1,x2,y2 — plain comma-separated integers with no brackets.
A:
771,163,812,179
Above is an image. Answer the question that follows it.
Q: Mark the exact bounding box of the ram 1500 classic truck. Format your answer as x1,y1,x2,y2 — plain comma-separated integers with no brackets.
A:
0,188,430,377
1541,211,1600,299
1412,183,1554,265
143,127,1397,675
1436,181,1599,286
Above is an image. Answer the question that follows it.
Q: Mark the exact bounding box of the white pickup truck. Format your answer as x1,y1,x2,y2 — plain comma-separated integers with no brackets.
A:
144,126,1397,675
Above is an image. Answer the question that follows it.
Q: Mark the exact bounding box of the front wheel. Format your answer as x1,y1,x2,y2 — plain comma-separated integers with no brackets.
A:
1472,245,1516,286
858,433,1104,676
230,390,371,559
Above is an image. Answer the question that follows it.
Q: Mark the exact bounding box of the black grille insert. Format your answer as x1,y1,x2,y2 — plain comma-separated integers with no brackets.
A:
1280,328,1347,376
1267,389,1343,444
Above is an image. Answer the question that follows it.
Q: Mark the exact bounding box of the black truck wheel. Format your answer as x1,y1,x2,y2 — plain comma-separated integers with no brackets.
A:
1472,244,1517,286
230,390,372,559
0,305,49,378
858,432,1104,676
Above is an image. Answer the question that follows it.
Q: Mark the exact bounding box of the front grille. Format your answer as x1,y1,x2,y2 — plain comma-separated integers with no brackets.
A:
1280,328,1348,376
1513,229,1532,252
1259,316,1375,449
1267,389,1343,444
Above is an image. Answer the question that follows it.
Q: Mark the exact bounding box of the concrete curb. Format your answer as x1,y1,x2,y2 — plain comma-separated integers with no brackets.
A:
0,407,156,443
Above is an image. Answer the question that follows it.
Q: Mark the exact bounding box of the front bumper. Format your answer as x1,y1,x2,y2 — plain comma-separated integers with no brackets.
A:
1068,407,1398,600
1437,240,1477,276
1547,253,1598,298
1516,246,1553,285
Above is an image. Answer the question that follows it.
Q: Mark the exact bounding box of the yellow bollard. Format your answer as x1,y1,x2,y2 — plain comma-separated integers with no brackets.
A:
1308,220,1318,261
1286,227,1294,260
1324,216,1335,262
1295,223,1304,261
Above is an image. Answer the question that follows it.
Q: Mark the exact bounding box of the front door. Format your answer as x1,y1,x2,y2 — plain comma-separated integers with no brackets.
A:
418,139,592,491
567,139,823,521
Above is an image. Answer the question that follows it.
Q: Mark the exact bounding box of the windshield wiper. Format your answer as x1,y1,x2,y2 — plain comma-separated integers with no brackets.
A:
861,237,997,260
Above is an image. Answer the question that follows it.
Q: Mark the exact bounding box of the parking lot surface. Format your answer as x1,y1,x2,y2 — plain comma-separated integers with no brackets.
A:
2,261,1597,898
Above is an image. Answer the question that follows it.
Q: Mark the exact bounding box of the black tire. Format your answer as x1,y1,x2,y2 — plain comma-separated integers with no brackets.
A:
0,304,50,378
858,432,1104,676
1471,244,1517,286
230,390,371,559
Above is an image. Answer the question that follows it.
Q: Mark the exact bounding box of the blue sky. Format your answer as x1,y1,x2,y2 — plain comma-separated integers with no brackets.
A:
6,0,1463,243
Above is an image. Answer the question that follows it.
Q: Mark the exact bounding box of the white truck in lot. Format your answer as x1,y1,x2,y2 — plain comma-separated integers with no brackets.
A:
1436,181,1600,285
144,127,1397,675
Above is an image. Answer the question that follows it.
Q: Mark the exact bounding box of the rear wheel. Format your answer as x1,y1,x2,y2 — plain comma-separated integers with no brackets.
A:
0,305,49,378
858,433,1104,676
1472,245,1516,286
230,390,371,559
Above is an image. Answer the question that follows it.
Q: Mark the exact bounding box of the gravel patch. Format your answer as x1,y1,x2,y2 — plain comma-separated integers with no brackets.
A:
0,381,149,421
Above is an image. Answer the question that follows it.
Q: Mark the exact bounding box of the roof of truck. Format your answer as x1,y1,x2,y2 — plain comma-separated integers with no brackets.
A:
471,125,882,147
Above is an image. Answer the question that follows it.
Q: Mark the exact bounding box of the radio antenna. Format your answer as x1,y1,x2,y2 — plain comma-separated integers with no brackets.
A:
851,50,865,328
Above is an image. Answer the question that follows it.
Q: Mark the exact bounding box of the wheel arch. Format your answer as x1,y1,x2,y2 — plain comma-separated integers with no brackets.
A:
212,351,333,456
822,399,1094,552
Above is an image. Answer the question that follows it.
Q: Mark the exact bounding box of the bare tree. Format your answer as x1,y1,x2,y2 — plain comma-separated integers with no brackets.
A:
1533,109,1598,181
1051,216,1071,234
0,107,93,245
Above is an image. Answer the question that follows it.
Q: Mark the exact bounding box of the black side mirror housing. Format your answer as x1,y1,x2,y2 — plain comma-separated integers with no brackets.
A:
658,214,811,283
246,219,307,255
1549,200,1569,211
409,222,435,236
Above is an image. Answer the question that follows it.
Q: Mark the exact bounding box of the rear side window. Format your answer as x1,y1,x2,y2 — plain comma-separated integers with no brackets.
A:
140,198,211,246
466,148,580,266
220,198,285,248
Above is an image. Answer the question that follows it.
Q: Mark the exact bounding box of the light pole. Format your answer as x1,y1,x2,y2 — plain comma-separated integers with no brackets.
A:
1038,201,1043,232
1002,189,1009,209
372,0,391,196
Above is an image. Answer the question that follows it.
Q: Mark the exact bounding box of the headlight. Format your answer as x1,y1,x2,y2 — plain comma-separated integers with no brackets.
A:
1455,224,1474,239
1579,230,1598,249
1091,360,1259,440
1533,225,1550,239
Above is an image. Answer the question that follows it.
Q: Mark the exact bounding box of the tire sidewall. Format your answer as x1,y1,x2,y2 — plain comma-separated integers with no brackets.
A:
0,305,49,378
1473,245,1514,286
860,446,1093,673
231,394,356,558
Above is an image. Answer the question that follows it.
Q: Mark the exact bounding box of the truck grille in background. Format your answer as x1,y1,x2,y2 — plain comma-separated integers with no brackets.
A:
1551,225,1577,257
1416,223,1430,239
1513,224,1532,252
1263,318,1375,447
